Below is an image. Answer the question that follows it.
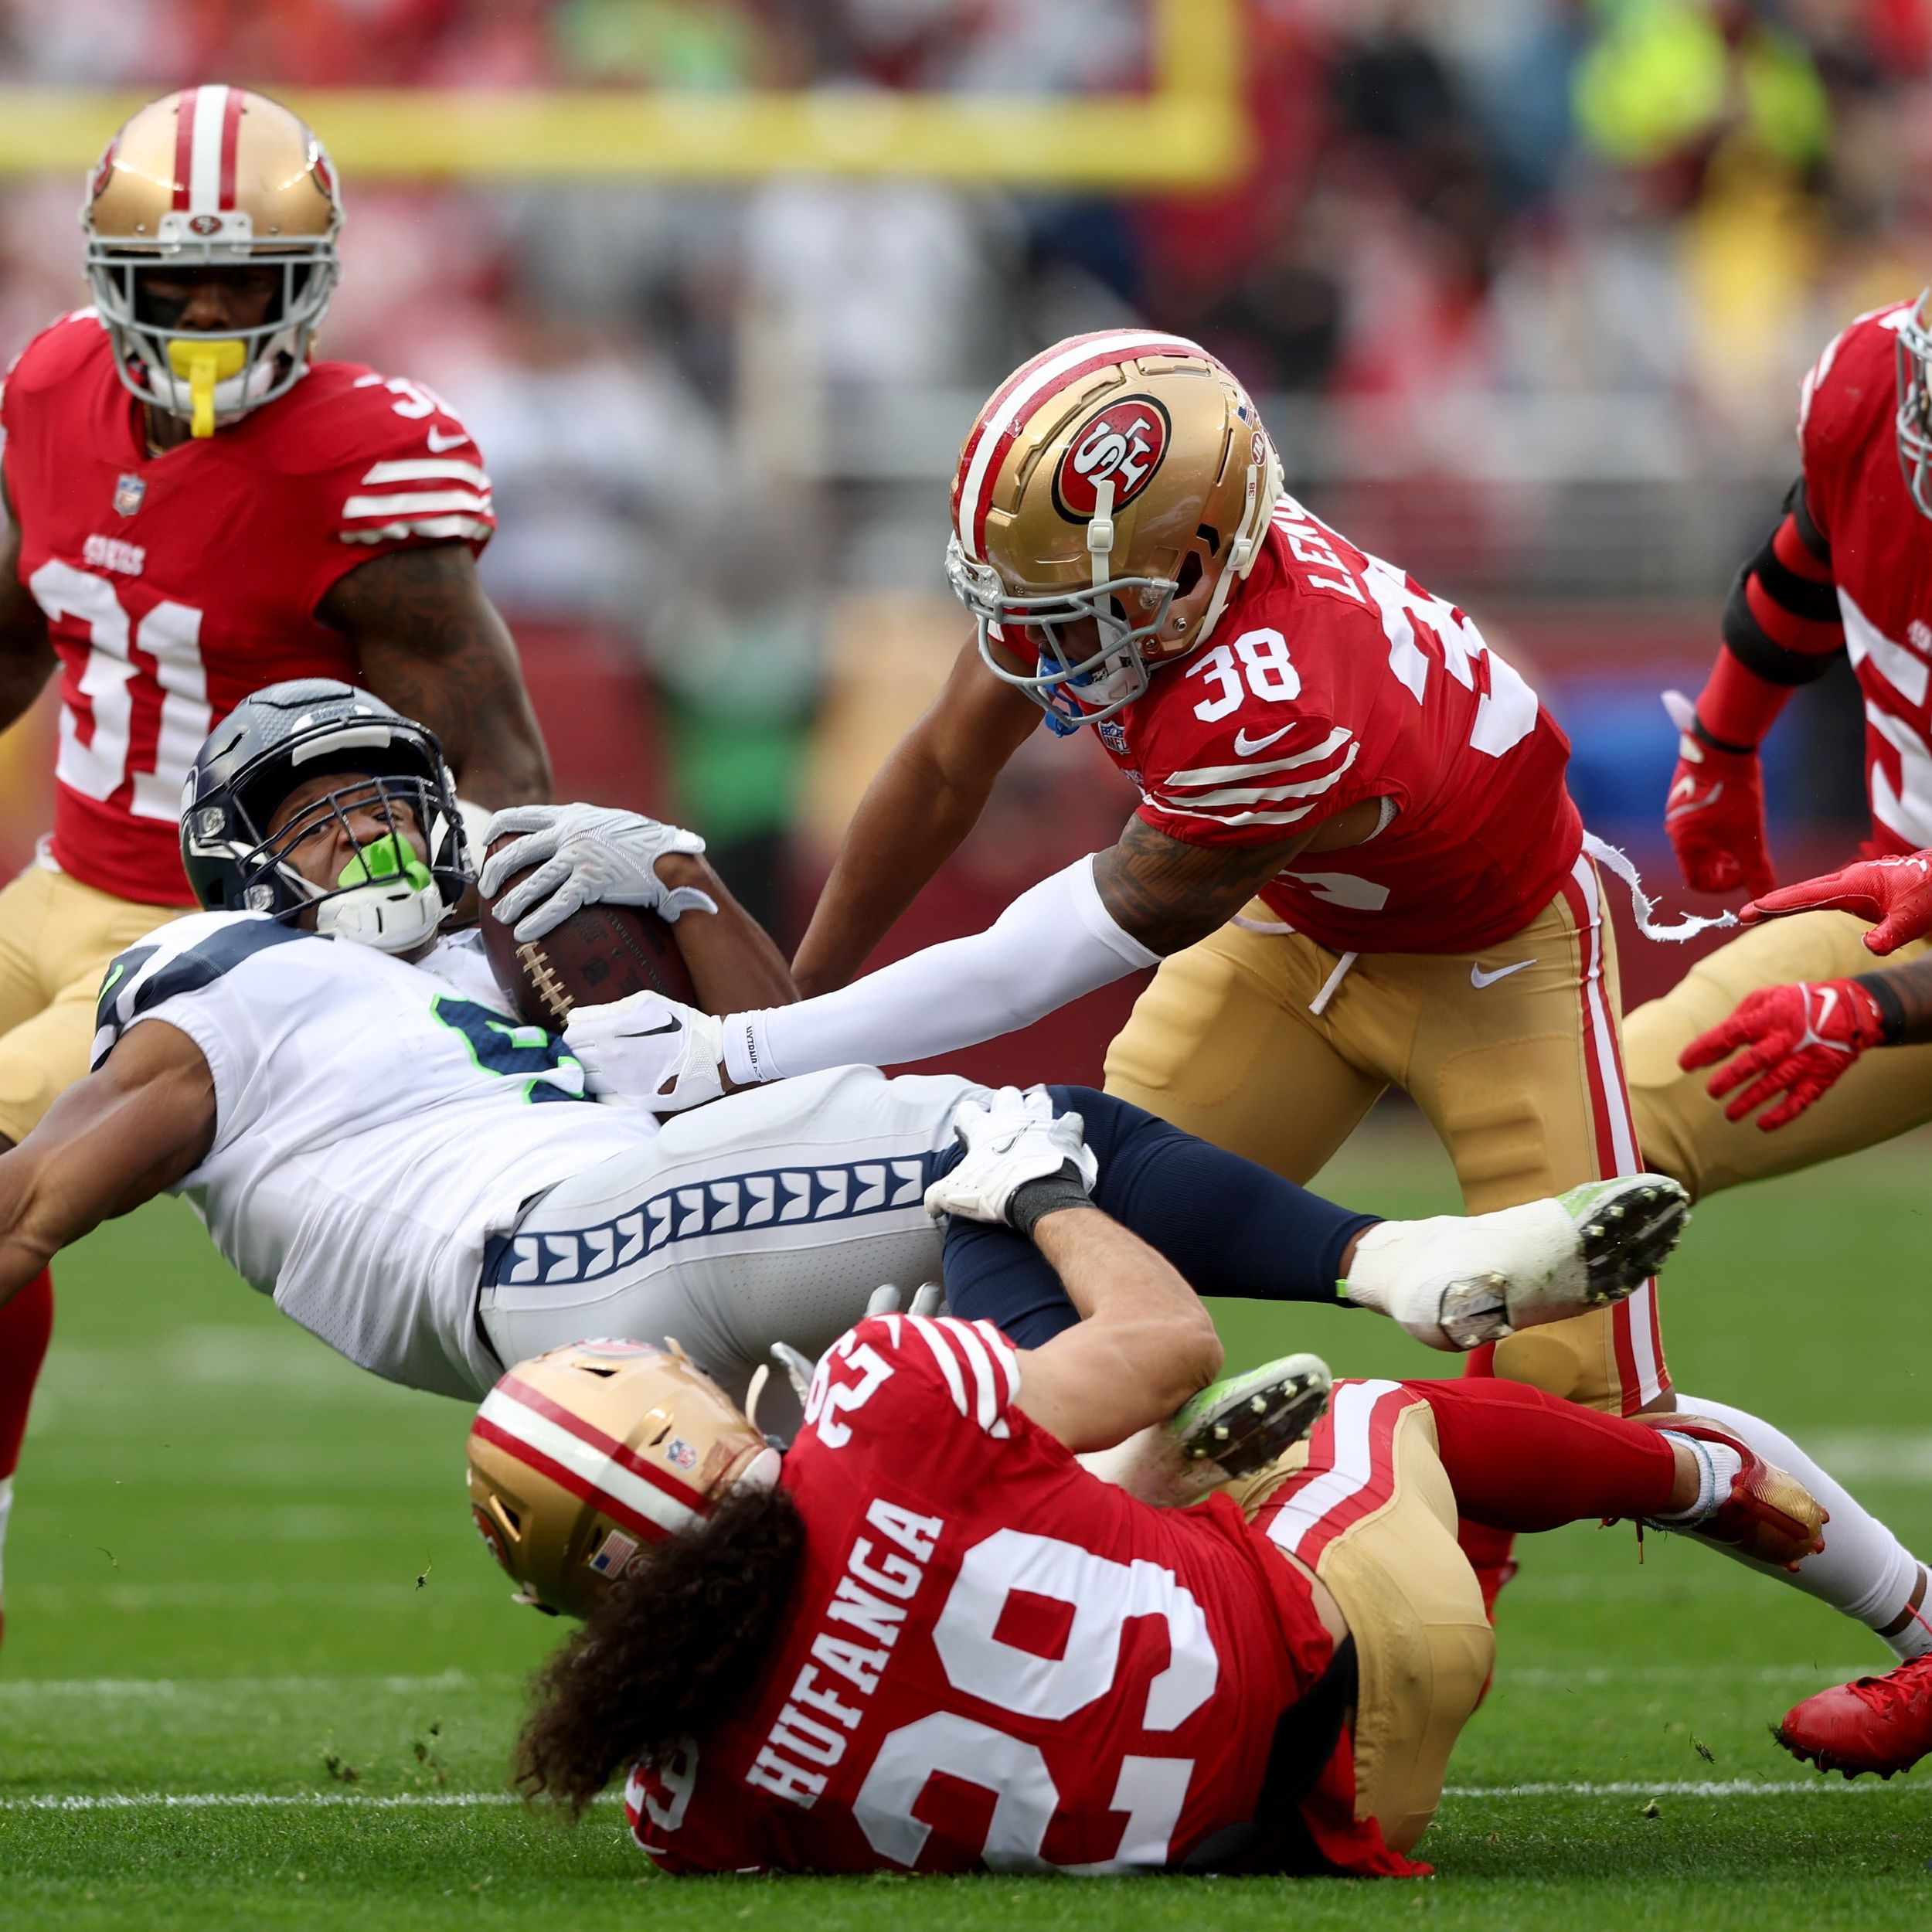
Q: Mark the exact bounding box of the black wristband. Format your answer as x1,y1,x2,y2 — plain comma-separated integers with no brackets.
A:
1009,1162,1094,1240
1689,713,1757,759
1855,971,1908,1045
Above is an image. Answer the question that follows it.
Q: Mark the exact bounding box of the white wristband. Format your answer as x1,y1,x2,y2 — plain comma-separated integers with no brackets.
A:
723,1010,778,1088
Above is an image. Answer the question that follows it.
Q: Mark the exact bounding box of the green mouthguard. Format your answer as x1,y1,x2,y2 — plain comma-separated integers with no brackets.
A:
337,833,434,894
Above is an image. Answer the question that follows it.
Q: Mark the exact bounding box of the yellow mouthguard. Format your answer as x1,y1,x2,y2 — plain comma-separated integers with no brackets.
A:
166,338,246,438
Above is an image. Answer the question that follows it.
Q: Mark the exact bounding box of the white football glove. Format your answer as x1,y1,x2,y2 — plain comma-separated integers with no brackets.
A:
481,804,719,942
563,988,726,1112
923,1087,1099,1226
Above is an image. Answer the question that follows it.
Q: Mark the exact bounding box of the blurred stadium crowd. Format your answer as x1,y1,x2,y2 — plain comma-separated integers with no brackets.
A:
0,0,1923,947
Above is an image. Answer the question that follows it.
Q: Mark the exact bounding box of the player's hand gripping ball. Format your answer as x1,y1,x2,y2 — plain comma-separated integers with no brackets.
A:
479,821,699,1031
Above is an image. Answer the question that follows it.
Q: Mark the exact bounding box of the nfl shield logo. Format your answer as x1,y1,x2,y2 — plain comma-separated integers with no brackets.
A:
113,473,145,518
1097,718,1130,756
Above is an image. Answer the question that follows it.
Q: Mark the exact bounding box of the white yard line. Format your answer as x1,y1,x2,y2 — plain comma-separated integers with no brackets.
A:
0,1671,497,1699
1444,1780,1897,1798
1,1781,1899,1814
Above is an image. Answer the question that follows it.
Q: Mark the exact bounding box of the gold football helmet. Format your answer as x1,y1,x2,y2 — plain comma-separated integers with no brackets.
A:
83,85,343,437
467,1338,780,1619
947,330,1283,733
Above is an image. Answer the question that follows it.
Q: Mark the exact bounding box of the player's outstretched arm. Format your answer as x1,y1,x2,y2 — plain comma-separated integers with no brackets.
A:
564,813,1316,1111
0,1021,214,1301
319,544,553,808
0,472,56,734
791,634,1041,995
1011,1205,1224,1454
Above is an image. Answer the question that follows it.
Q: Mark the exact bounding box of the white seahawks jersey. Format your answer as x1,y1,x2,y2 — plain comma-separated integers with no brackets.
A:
92,913,660,1399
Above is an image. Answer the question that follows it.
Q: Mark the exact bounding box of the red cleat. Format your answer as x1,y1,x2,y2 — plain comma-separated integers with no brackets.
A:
1776,1651,1932,1779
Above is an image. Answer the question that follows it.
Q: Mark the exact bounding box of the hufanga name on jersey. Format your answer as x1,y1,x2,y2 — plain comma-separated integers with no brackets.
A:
745,1495,946,1808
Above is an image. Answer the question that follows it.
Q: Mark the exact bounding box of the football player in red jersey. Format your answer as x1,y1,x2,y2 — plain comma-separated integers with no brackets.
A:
497,333,1925,1665
1614,292,1932,1776
0,85,550,1640
473,1096,1824,1876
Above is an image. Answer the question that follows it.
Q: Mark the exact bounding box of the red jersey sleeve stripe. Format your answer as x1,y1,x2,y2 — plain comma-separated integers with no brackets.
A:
937,1316,1012,1437
1163,726,1353,787
905,1315,973,1420
340,488,492,519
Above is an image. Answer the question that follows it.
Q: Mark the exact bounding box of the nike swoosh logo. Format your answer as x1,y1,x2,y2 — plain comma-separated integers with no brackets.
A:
98,961,126,999
1471,959,1534,988
425,425,468,452
629,1019,684,1037
1233,724,1297,756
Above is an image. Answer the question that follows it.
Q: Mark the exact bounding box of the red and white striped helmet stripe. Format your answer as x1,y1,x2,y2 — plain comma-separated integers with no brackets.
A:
471,1372,708,1546
172,85,244,217
953,329,1209,563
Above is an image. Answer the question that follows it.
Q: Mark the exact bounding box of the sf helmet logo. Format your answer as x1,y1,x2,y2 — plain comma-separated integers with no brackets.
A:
1054,396,1170,520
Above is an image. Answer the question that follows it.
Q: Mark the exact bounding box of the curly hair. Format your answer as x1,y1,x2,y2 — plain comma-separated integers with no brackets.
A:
513,1482,806,1817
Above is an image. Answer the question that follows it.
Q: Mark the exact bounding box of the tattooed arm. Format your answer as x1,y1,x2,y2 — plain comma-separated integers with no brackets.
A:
318,545,553,807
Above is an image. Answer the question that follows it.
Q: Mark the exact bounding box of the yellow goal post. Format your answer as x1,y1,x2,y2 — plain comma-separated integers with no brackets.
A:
0,0,1246,189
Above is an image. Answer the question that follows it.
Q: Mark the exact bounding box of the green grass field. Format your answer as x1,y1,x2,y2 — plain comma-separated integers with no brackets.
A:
3,1122,1928,1930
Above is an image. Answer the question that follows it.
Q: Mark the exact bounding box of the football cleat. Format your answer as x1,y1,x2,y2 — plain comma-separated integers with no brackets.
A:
1774,1651,1932,1780
1639,1415,1828,1570
1170,1352,1332,1481
1346,1175,1690,1351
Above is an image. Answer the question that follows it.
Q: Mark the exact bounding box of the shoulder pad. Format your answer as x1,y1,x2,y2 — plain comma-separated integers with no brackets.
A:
1798,304,1906,461
2,310,111,408
91,913,308,1067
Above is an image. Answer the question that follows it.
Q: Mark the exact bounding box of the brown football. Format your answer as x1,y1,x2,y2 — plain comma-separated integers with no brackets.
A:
481,835,698,1030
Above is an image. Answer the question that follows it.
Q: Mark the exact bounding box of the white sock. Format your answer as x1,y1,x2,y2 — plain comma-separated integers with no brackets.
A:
1653,1433,1745,1526
1670,1393,1931,1660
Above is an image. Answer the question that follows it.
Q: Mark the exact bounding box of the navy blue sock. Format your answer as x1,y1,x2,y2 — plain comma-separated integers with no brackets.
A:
938,1087,1380,1345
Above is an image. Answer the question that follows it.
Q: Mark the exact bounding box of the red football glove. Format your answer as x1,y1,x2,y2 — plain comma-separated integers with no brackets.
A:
1663,698,1777,900
1679,979,1892,1131
1740,850,1932,956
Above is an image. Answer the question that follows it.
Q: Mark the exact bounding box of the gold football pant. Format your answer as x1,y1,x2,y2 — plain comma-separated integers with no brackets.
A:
1235,1379,1494,1856
1104,855,1667,1413
0,861,185,1145
1624,910,1932,1202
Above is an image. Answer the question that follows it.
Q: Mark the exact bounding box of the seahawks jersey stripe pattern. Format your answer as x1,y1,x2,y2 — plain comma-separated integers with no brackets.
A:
91,915,305,1067
480,1154,936,1289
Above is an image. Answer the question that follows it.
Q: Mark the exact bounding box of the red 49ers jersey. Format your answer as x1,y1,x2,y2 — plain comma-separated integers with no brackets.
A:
622,1315,1398,1877
1795,302,1932,856
1095,501,1581,954
0,310,495,905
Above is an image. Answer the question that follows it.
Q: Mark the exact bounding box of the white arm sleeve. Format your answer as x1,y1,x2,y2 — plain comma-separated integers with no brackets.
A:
722,855,1159,1085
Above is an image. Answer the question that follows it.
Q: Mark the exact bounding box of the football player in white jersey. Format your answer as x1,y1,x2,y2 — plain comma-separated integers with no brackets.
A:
0,682,1685,1473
